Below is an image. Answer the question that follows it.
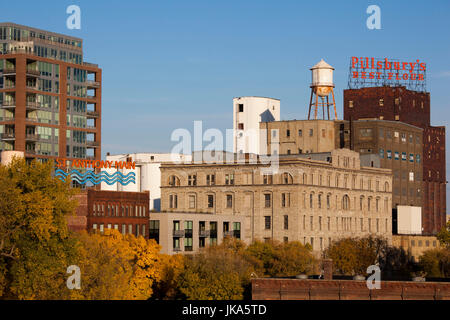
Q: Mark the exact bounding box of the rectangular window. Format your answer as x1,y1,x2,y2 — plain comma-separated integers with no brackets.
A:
206,174,215,186
264,194,271,208
284,215,288,230
401,152,407,161
225,173,234,185
264,216,271,230
207,195,214,208
379,148,384,159
263,174,273,185
387,150,392,159
188,174,197,186
188,195,196,209
298,129,302,137
226,194,233,208
394,151,399,160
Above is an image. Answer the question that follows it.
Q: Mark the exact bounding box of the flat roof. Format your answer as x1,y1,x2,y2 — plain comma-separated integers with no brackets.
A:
0,22,83,42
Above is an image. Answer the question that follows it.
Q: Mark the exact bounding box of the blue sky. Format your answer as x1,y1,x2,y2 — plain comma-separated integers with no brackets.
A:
3,0,450,204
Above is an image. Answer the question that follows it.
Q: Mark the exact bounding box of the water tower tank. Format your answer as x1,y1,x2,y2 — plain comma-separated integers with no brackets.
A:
311,59,334,97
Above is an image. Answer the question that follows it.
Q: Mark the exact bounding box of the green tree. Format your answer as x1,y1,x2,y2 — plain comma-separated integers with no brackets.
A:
437,221,450,249
0,158,79,299
419,248,450,278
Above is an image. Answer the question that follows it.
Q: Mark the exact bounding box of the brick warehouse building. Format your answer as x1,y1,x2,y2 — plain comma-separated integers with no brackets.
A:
344,86,446,234
0,23,101,164
70,189,150,239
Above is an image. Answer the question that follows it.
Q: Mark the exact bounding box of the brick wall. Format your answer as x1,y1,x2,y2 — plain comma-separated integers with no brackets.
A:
252,278,450,300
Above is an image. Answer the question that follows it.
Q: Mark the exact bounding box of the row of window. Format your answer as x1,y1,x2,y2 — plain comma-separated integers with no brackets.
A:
168,192,389,213
379,149,420,163
92,203,147,217
169,173,390,191
92,223,146,238
264,215,389,234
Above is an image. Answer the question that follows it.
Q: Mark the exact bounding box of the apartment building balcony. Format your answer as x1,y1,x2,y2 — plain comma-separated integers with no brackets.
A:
3,83,15,89
223,231,234,237
3,68,16,75
25,133,40,141
198,230,210,238
1,133,15,141
25,117,38,123
26,84,39,91
1,101,16,110
86,110,100,118
26,69,40,77
0,116,14,121
86,95,96,100
87,125,97,130
25,149,36,155
26,101,39,110
86,80,100,89
173,230,185,238
86,141,100,148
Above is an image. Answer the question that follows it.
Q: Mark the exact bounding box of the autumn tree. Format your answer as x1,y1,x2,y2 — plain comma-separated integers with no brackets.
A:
71,229,162,300
177,238,254,300
245,240,316,277
325,236,388,276
151,253,185,300
0,158,79,299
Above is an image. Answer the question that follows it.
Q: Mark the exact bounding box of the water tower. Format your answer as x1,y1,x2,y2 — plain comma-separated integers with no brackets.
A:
307,59,337,120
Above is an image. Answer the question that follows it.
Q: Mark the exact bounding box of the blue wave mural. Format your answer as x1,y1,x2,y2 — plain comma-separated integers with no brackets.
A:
55,169,136,185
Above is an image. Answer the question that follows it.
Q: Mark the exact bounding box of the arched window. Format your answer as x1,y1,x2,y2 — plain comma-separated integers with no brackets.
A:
367,197,372,211
303,173,307,184
310,193,314,209
360,196,364,210
384,181,389,192
342,195,350,210
282,172,293,184
168,175,180,186
326,194,331,209
318,193,322,209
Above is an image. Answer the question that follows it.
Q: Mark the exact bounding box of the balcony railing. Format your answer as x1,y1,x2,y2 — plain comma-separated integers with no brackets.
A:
86,110,100,118
25,117,38,123
3,68,16,75
26,101,39,110
86,141,100,148
199,230,210,238
1,133,15,140
87,125,96,130
26,84,39,91
173,230,185,238
25,149,36,155
25,133,40,141
86,80,100,88
0,116,14,121
2,101,16,107
87,95,96,100
223,231,234,237
3,84,15,89
26,69,40,77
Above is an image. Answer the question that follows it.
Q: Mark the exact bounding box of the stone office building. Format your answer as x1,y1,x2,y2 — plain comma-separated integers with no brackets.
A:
158,149,393,254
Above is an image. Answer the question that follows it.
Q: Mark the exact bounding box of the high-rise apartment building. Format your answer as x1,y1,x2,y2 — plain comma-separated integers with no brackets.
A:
0,23,101,163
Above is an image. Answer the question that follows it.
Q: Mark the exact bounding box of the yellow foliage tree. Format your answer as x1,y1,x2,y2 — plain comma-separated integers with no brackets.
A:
71,229,162,300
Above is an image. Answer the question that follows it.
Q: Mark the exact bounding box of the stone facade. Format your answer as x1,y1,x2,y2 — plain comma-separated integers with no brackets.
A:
160,148,393,253
392,234,441,262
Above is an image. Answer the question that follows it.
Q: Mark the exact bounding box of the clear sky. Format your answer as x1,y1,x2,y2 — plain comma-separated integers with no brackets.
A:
2,0,450,208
